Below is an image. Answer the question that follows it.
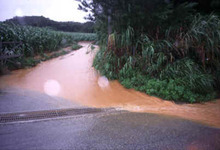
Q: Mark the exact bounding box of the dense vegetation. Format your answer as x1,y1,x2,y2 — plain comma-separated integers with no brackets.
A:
79,0,220,103
5,16,95,33
0,23,97,72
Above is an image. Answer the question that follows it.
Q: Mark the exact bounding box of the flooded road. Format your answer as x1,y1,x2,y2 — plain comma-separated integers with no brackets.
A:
0,41,220,128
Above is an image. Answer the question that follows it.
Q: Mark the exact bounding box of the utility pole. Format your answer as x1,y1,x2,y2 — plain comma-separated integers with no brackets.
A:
108,8,112,35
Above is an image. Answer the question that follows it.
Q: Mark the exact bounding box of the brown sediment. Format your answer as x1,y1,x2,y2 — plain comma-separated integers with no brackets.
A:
0,41,219,128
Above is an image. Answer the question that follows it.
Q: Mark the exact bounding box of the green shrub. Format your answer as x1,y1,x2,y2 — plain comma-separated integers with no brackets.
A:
120,73,216,103
93,46,119,79
160,58,215,93
91,45,95,50
71,43,82,50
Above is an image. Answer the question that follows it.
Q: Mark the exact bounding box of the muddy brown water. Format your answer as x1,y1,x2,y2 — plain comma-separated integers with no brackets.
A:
0,41,220,128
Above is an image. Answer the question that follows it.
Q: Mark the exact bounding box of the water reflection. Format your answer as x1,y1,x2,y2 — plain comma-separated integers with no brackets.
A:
0,41,219,128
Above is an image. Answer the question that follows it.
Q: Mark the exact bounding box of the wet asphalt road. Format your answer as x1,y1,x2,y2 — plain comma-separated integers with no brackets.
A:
1,111,220,150
0,88,85,114
0,88,220,150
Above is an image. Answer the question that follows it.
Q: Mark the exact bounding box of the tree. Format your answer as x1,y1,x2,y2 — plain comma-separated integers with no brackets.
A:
5,16,95,33
77,0,166,33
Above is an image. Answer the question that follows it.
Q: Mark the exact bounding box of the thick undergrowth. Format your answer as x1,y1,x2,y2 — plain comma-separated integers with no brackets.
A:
92,2,220,103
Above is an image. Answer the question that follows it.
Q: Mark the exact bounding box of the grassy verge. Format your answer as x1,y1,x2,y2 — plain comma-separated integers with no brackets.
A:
8,43,82,69
93,46,217,103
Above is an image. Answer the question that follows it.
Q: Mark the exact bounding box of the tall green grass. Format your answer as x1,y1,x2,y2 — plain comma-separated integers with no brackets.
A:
93,13,220,103
0,23,97,57
64,32,97,42
0,23,97,71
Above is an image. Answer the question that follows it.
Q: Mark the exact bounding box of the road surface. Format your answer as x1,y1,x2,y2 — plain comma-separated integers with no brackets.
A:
0,88,220,150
